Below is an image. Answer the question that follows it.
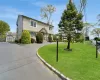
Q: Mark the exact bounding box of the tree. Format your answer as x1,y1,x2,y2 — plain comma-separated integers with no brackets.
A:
0,20,10,35
58,0,83,50
79,0,87,13
21,30,31,44
91,28,100,38
97,14,100,25
82,22,93,41
41,5,56,29
96,14,100,27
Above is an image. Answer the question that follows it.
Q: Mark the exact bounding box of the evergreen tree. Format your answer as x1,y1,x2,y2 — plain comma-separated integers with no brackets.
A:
58,0,83,50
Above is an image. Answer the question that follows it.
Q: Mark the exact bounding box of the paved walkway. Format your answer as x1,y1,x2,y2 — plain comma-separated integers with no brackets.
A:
0,42,61,80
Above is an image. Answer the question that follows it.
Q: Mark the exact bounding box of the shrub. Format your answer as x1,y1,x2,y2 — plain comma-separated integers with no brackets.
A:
48,34,52,42
53,35,56,41
79,35,84,43
15,40,18,43
94,37,100,41
15,39,21,43
59,34,62,41
59,39,62,42
94,37,99,41
85,36,89,41
98,38,100,41
74,34,84,43
80,39,84,43
31,38,35,43
52,40,56,42
75,39,79,42
63,40,67,42
36,32,43,43
19,39,21,43
21,30,31,44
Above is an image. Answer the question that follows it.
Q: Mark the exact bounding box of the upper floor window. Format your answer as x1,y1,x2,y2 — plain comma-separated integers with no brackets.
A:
31,20,33,26
49,27,52,30
34,22,36,27
30,20,36,27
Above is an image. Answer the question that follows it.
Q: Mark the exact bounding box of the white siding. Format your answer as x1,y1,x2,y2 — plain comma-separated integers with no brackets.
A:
23,17,53,34
17,15,23,40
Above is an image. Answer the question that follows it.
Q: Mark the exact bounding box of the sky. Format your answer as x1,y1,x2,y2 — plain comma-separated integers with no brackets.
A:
0,0,100,37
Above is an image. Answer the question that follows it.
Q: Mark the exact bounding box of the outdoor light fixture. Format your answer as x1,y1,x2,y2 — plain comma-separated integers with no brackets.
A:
56,36,59,40
56,36,59,62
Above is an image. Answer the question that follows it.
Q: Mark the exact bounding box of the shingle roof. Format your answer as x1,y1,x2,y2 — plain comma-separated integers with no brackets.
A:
19,15,53,27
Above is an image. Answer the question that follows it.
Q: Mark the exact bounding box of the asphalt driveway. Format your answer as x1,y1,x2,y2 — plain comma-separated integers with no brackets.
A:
0,42,61,80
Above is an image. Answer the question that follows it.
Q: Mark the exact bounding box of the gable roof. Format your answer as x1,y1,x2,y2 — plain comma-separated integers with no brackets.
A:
39,28,48,33
19,15,53,27
6,32,16,36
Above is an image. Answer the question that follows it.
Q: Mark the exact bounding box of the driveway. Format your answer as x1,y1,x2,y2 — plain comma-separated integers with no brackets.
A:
0,42,61,80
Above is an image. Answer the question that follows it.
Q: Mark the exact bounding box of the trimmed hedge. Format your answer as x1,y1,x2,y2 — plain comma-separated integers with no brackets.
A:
48,34,52,42
15,39,21,43
79,35,84,43
15,40,18,43
36,32,43,43
94,37,100,41
53,35,56,41
31,38,35,43
21,30,31,44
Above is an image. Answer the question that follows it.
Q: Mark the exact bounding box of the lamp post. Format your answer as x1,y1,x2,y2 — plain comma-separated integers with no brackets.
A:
56,36,59,62
96,40,98,58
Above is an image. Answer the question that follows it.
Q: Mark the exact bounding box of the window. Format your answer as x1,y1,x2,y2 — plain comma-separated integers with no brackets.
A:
30,20,36,27
34,22,36,27
30,32,36,37
31,20,33,26
49,27,52,30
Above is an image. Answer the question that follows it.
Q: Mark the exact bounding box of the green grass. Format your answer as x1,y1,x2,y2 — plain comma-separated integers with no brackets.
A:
38,42,100,80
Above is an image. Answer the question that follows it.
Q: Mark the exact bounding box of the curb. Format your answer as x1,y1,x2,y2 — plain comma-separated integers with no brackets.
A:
36,49,71,80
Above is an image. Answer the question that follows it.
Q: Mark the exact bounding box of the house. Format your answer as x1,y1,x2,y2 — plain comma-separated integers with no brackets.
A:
16,15,54,41
6,32,16,42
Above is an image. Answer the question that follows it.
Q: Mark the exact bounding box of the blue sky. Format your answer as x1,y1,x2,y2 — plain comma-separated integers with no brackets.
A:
0,0,100,35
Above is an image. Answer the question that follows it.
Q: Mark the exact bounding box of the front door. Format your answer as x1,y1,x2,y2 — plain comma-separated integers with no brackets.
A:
41,32,47,41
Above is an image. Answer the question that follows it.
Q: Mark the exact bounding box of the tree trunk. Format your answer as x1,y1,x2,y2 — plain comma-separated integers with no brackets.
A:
67,39,70,49
67,34,71,50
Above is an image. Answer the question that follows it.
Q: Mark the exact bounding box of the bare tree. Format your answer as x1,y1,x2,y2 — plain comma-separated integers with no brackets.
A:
82,22,94,43
91,28,100,38
97,14,100,26
82,23,94,36
79,0,87,13
41,5,56,29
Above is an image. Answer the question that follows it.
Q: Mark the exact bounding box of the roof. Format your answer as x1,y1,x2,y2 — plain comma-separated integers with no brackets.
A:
7,32,16,36
19,15,53,27
39,28,48,33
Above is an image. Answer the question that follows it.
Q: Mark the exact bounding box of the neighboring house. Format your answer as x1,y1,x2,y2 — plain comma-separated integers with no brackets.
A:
6,32,16,42
16,15,54,41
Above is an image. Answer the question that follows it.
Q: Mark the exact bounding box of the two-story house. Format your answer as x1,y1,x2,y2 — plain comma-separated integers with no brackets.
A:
16,15,53,41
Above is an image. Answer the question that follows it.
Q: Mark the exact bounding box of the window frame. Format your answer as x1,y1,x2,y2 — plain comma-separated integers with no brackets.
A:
30,20,37,27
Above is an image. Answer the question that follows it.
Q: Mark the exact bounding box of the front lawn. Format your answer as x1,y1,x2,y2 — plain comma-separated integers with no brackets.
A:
38,42,100,80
